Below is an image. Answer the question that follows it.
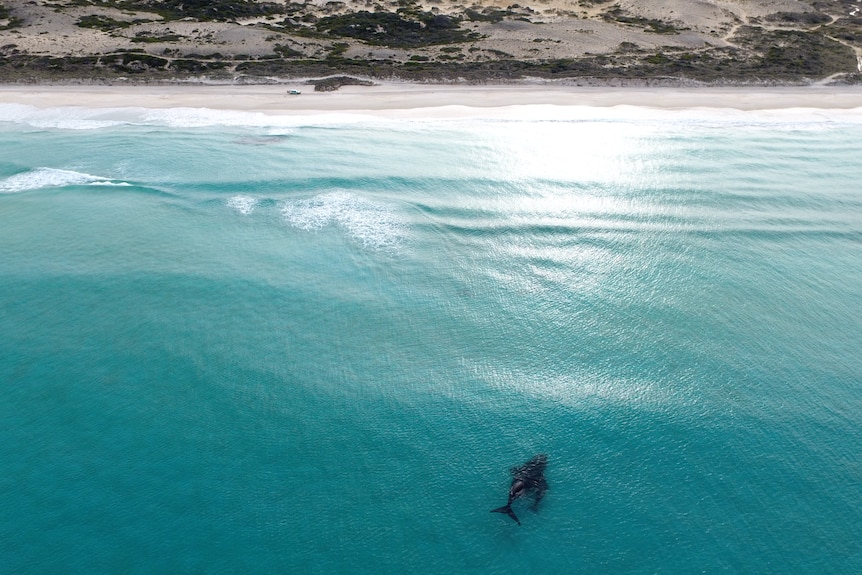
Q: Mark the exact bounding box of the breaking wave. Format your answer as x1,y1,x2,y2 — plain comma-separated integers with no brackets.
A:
0,104,128,130
0,103,366,130
281,191,405,250
0,168,113,193
226,194,259,215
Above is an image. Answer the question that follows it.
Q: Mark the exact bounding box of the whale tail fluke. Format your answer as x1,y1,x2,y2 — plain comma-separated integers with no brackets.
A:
491,504,521,526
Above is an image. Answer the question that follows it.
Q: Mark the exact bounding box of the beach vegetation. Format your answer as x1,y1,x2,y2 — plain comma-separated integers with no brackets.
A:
108,52,169,72
142,0,286,21
314,10,479,47
829,72,862,85
464,8,513,23
732,26,856,78
131,32,183,43
616,41,640,52
329,42,350,55
824,21,861,43
47,0,286,21
645,52,669,65
76,15,134,31
274,43,304,58
602,8,684,34
4,0,861,85
306,75,375,91
169,58,229,72
0,3,24,29
764,11,831,26
326,42,350,61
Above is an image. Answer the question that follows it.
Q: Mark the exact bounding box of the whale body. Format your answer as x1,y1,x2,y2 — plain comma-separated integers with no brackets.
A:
491,454,548,526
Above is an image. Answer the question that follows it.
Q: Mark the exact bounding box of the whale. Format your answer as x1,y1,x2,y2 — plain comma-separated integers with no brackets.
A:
491,454,548,526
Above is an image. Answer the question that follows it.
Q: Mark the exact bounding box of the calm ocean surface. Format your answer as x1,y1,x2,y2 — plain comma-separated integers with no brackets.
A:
1,102,861,573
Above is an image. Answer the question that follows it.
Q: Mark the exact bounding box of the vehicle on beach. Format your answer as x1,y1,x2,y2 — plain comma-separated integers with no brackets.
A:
288,89,301,95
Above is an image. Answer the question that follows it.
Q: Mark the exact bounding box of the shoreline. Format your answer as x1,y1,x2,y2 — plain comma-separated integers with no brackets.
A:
3,83,862,118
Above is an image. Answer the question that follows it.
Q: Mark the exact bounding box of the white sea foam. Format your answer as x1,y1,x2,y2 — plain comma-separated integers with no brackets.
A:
226,194,258,215
141,107,279,128
0,103,286,130
3,101,861,131
0,102,368,130
0,168,109,193
281,191,405,250
139,107,380,129
0,103,130,130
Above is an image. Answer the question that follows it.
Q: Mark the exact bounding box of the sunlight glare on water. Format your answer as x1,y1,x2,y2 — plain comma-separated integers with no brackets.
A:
479,119,653,184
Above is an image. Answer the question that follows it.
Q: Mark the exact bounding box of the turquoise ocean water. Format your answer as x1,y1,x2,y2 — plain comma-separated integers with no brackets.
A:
1,101,861,573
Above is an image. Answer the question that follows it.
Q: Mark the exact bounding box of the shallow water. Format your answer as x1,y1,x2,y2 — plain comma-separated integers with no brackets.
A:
1,104,861,573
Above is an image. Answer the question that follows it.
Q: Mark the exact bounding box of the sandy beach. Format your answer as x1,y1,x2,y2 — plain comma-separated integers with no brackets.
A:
3,83,862,118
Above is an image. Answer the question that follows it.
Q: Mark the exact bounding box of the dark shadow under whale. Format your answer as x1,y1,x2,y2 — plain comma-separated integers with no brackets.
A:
491,454,548,526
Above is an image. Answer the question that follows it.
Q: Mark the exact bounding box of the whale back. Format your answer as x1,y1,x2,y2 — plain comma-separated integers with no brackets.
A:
511,454,547,481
